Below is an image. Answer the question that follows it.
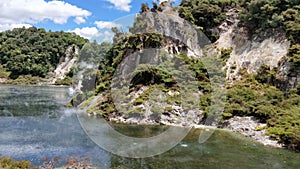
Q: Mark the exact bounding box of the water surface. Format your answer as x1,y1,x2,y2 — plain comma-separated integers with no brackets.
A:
0,85,299,169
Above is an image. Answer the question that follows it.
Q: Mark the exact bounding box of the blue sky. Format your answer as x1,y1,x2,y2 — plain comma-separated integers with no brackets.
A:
0,0,181,42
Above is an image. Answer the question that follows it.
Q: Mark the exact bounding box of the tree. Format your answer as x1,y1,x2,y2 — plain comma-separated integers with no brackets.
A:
140,3,150,13
0,27,88,79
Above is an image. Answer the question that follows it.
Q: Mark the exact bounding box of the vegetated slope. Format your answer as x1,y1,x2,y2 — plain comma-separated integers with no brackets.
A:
178,0,300,88
179,0,300,150
0,26,88,83
72,1,300,151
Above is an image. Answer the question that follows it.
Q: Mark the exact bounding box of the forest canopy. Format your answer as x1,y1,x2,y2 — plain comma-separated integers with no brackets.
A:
0,26,88,79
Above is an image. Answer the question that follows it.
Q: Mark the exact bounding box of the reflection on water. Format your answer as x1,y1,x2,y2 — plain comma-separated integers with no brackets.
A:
108,125,300,169
0,85,110,167
0,85,65,117
0,85,300,168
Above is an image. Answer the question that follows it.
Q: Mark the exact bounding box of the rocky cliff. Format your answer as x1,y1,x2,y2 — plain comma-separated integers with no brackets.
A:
75,3,300,150
214,9,295,90
130,9,298,91
49,46,80,85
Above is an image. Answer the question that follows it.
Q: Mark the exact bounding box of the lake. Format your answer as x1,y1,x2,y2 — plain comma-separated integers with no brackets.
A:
0,85,299,168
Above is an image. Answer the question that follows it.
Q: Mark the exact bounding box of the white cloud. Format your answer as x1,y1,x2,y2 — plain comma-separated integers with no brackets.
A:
69,27,101,40
74,17,86,24
0,0,91,26
106,0,132,12
159,0,176,4
102,30,113,41
94,21,121,29
69,27,114,42
0,23,32,32
159,0,168,3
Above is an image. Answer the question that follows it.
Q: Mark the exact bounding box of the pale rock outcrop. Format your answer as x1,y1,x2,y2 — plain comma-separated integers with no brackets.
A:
50,46,79,84
214,9,291,84
131,12,209,58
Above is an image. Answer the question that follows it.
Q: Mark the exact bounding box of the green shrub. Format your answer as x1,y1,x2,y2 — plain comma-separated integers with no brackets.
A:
5,75,40,84
178,0,240,42
223,70,300,150
0,65,10,78
133,98,144,106
165,106,173,112
220,48,232,66
267,106,300,149
255,125,266,131
0,157,36,169
254,65,277,85
254,105,277,122
289,44,300,66
222,112,233,119
55,76,73,85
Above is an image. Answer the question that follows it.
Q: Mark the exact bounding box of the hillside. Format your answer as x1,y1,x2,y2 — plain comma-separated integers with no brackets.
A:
0,26,88,84
71,0,300,151
0,0,298,151
178,0,300,90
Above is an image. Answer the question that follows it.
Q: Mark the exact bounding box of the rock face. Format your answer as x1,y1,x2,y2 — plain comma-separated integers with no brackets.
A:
131,12,211,57
129,9,297,90
223,31,290,78
215,9,292,87
134,8,296,90
50,46,79,84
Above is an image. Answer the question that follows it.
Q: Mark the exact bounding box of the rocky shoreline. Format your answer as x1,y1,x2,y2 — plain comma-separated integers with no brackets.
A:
223,116,283,148
107,113,283,149
84,86,283,149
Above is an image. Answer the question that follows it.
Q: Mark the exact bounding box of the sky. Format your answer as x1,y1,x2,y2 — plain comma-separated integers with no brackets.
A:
0,0,181,42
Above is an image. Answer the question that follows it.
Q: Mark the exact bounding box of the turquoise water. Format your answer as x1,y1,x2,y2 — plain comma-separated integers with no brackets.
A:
0,85,299,168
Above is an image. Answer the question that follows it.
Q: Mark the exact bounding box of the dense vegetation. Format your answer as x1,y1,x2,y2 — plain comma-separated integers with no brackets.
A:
176,0,300,150
178,0,300,66
223,70,300,150
0,0,298,151
0,157,97,169
0,27,87,80
70,0,300,151
73,33,166,115
0,157,36,169
177,0,243,42
238,0,300,67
